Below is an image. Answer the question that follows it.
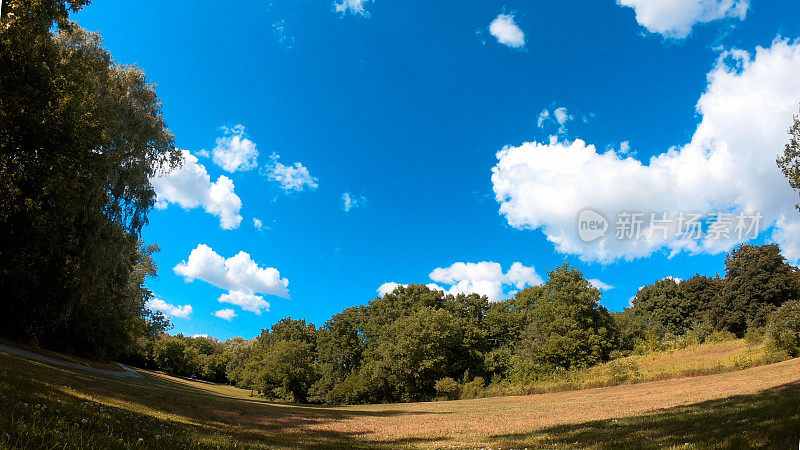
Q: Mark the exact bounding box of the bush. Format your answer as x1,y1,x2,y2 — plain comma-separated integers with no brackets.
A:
705,330,737,344
434,377,461,400
460,377,486,399
607,359,641,384
633,330,667,355
766,300,800,357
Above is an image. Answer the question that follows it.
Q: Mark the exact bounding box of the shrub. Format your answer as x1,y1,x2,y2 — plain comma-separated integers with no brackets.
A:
434,377,461,400
460,377,486,399
607,359,641,384
766,300,800,357
706,330,737,344
633,330,667,355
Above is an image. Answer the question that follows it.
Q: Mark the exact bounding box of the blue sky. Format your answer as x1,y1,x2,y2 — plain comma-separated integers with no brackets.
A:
74,0,800,339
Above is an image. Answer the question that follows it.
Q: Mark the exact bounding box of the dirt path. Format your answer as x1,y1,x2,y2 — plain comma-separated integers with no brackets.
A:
0,343,143,379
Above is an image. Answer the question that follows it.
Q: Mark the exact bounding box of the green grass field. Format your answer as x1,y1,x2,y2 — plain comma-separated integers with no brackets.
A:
1,341,799,448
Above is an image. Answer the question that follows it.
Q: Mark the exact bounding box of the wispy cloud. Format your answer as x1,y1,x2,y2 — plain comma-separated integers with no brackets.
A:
263,153,318,193
342,192,366,212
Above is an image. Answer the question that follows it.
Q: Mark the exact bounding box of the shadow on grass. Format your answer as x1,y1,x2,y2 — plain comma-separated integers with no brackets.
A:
0,352,447,448
488,382,800,448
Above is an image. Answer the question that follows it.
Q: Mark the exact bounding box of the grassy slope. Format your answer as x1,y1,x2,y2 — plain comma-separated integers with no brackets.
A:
0,342,799,448
484,339,785,397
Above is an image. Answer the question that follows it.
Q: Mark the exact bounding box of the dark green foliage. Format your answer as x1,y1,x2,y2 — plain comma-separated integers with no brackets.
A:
434,377,461,400
152,336,191,376
131,334,229,381
239,319,319,402
766,300,800,356
312,286,490,404
613,309,650,353
510,265,619,380
679,274,723,328
713,244,800,336
629,277,707,337
361,307,480,402
620,246,798,347
311,307,364,402
0,1,180,358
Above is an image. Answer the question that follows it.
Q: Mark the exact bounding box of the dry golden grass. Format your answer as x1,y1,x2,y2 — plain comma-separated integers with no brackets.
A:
509,338,783,394
2,342,800,448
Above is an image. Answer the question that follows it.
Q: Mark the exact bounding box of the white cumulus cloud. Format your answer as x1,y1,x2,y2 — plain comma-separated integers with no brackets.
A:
151,150,243,229
617,0,749,39
263,153,318,193
146,298,193,319
174,244,289,315
214,308,237,321
491,38,800,263
489,14,525,48
430,261,542,302
212,125,258,173
218,291,270,315
335,0,373,16
379,262,541,302
377,282,443,297
377,282,401,296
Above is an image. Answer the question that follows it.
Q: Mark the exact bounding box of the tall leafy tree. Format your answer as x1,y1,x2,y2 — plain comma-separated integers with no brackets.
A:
713,244,800,335
312,307,365,402
0,1,180,357
511,265,618,380
777,105,800,210
483,288,540,377
630,277,699,336
253,319,319,402
679,274,723,328
362,307,478,402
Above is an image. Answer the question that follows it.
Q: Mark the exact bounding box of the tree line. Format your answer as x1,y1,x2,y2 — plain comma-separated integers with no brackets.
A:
130,243,800,404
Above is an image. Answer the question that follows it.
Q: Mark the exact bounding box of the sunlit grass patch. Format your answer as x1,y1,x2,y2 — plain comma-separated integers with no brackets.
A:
488,381,800,448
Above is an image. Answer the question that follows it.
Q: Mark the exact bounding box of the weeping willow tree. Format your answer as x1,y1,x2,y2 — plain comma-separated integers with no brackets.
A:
0,1,180,358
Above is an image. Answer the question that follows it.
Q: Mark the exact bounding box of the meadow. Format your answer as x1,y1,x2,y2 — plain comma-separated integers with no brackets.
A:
477,337,787,398
1,340,799,448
